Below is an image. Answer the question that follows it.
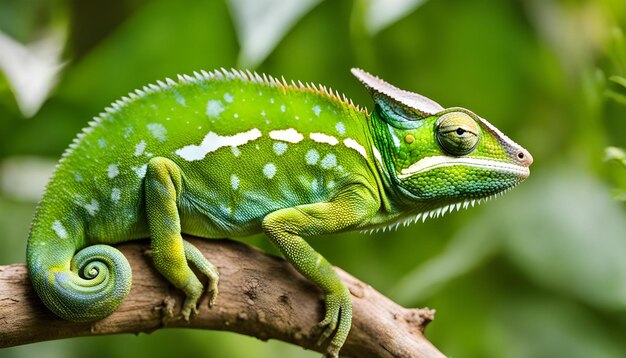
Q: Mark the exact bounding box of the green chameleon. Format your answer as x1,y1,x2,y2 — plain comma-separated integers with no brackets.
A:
27,68,532,357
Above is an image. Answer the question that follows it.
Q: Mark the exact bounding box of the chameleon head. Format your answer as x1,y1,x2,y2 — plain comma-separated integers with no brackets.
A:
352,68,532,209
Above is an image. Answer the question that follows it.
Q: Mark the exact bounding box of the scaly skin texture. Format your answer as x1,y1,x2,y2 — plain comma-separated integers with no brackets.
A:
26,68,532,357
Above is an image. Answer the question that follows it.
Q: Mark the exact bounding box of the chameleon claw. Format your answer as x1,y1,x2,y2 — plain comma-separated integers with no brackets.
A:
323,344,341,358
181,299,199,322
317,317,337,346
207,284,219,308
206,272,219,308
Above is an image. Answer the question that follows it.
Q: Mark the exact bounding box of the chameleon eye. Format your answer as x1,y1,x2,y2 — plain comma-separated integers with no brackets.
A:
435,112,480,156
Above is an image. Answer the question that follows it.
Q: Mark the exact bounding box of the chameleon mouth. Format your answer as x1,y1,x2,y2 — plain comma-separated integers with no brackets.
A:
397,156,530,179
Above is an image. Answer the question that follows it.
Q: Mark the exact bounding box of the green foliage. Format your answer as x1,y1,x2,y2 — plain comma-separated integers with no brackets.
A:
1,0,625,357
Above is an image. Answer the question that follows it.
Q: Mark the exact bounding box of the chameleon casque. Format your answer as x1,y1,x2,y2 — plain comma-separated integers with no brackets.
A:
27,68,532,357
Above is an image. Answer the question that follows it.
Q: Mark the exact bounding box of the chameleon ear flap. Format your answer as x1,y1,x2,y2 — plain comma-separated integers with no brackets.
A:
351,68,444,126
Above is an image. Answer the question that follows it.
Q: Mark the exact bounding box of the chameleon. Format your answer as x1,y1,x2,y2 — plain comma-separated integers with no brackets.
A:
26,68,532,357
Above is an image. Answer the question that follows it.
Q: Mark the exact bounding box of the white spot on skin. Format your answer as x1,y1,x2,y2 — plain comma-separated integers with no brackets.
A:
175,93,186,106
343,138,368,159
234,113,239,118
273,142,288,155
311,178,319,191
305,149,320,165
231,146,241,157
75,173,83,182
111,188,121,203
134,140,146,156
263,163,276,179
52,220,68,239
388,124,400,147
223,93,234,103
269,128,304,143
175,128,262,161
98,138,107,148
261,110,266,117
147,123,167,142
280,104,286,112
313,105,321,116
320,154,337,169
107,164,119,179
372,146,383,165
310,132,338,145
84,199,100,216
206,100,225,118
132,164,148,178
270,98,275,104
124,127,133,138
335,122,346,135
231,174,240,190
327,180,335,189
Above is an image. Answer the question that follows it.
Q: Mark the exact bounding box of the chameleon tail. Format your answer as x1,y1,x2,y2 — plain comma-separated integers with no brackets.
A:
27,243,132,322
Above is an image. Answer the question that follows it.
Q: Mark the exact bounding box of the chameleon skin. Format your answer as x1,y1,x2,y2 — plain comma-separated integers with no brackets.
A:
26,68,532,357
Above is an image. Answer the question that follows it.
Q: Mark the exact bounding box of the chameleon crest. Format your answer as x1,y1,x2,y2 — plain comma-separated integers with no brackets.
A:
27,68,531,357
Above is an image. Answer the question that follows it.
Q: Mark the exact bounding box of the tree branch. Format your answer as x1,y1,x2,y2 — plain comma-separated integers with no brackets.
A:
0,237,445,357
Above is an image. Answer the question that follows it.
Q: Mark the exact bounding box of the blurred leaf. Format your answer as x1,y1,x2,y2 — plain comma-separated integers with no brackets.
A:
606,76,626,105
364,0,429,35
605,88,626,106
607,27,626,75
0,30,66,117
0,156,56,202
605,146,626,168
604,147,626,201
609,75,626,88
227,0,322,68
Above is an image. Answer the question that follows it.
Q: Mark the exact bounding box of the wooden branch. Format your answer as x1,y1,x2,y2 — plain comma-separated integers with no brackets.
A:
0,237,445,357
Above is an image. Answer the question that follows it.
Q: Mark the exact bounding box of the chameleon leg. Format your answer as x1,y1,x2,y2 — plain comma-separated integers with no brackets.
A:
262,187,379,358
145,157,217,319
183,239,219,306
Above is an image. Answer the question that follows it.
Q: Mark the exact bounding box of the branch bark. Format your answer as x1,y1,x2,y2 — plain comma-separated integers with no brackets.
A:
0,237,445,357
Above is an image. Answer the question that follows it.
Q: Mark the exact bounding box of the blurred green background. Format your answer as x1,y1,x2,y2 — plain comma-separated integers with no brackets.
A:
1,0,626,357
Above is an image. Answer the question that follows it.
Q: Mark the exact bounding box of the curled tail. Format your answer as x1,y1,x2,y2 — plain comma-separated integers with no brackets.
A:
27,242,132,322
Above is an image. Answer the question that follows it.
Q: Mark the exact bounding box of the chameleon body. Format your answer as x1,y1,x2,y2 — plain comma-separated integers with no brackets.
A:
27,68,532,357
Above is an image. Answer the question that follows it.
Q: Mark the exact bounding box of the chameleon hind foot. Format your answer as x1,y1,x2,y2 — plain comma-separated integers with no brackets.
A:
179,241,221,320
180,278,202,321
145,158,219,320
183,239,220,308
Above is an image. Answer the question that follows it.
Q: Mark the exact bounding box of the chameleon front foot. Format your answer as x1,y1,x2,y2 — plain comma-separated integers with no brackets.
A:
317,286,352,358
